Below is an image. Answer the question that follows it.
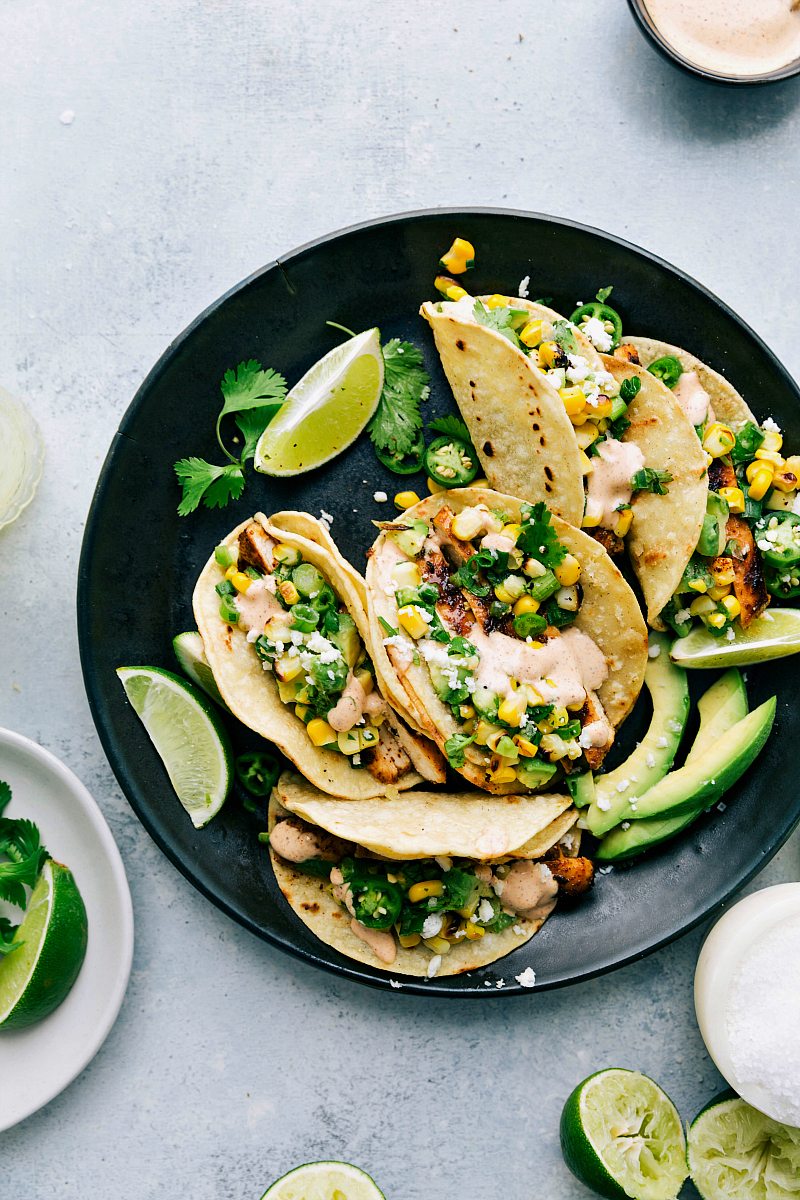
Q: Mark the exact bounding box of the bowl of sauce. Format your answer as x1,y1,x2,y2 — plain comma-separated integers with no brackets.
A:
694,883,800,1126
628,0,800,85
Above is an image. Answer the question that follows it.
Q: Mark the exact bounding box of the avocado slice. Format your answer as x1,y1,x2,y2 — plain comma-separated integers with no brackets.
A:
616,696,776,824
567,772,596,807
597,671,748,862
330,613,360,668
586,634,689,836
392,519,429,559
696,491,730,557
516,759,558,789
472,684,500,721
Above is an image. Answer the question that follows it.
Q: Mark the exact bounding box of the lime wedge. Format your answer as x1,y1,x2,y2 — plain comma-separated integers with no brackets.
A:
560,1069,687,1200
117,666,232,828
261,1161,385,1200
254,328,384,476
172,631,227,709
688,1094,800,1200
671,608,800,668
0,860,88,1028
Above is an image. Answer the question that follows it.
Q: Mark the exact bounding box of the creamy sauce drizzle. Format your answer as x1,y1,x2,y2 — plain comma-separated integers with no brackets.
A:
586,438,645,529
672,370,711,427
499,861,558,922
234,577,285,633
645,0,800,76
469,626,608,708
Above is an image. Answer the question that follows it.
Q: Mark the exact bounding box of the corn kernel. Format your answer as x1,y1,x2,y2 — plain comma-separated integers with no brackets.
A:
306,718,336,747
513,735,539,758
494,583,514,604
488,764,517,785
613,508,633,538
397,605,431,639
498,692,528,728
581,499,603,528
703,422,736,458
761,429,783,453
439,237,475,275
706,612,728,630
575,424,600,451
746,461,774,501
591,397,614,419
398,933,421,948
408,880,444,903
519,319,544,348
522,557,547,578
501,523,523,540
709,558,735,587
230,571,252,594
513,594,540,616
707,584,731,601
755,448,785,469
772,465,800,493
458,704,475,721
523,683,543,704
554,553,581,587
427,476,445,494
294,703,310,722
394,490,421,511
559,386,587,416
569,410,589,427
463,921,486,941
278,579,300,606
391,560,422,589
434,275,468,302
718,486,745,514
474,719,498,746
689,595,716,616
538,341,560,369
486,294,509,310
275,655,303,683
423,935,451,955
451,508,485,541
686,578,709,593
579,450,594,476
224,564,238,581
721,595,742,618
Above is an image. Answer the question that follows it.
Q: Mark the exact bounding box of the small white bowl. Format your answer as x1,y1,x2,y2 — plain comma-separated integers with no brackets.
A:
0,386,44,532
695,883,800,1124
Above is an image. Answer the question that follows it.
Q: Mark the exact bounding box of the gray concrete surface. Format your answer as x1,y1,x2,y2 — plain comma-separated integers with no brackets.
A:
1,2,799,1197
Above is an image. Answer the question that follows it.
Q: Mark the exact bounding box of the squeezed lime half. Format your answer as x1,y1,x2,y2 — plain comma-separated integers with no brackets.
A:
0,860,88,1028
688,1094,800,1200
671,608,800,669
254,328,383,476
260,1161,385,1200
560,1069,688,1200
117,666,232,828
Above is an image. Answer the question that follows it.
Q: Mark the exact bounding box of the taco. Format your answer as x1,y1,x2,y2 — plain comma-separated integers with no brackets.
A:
193,513,445,800
421,296,706,566
365,488,648,794
268,774,592,977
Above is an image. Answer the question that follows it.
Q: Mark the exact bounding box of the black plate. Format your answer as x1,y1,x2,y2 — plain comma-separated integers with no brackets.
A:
78,208,800,996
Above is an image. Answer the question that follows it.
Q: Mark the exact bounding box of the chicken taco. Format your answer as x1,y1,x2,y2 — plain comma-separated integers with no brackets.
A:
365,488,648,795
193,513,445,800
268,774,592,977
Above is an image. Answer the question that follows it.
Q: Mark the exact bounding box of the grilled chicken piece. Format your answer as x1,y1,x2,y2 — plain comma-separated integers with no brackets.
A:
361,723,412,784
708,458,738,492
239,521,276,574
725,515,770,626
613,343,641,365
420,542,473,636
431,506,474,568
591,528,624,558
544,851,595,897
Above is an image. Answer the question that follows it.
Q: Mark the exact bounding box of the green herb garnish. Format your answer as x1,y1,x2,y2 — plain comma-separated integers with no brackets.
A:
368,339,430,468
631,467,673,496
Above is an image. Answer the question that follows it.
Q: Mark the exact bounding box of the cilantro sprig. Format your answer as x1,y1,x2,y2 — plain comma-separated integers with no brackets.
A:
631,467,673,496
0,782,49,954
174,360,287,516
517,502,567,568
472,300,528,348
368,339,430,464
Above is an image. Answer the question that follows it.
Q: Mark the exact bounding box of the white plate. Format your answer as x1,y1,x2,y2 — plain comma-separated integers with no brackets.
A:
0,727,134,1132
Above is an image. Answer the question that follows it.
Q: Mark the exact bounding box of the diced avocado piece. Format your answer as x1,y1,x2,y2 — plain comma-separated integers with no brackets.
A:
696,492,730,558
516,759,558,789
277,677,304,704
618,696,776,823
330,612,360,668
597,671,748,862
472,684,499,720
392,519,429,558
427,662,453,702
586,634,689,836
567,772,596,808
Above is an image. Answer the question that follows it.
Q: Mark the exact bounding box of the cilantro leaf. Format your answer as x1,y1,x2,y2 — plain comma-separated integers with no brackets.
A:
428,414,472,444
472,300,526,348
235,406,282,462
174,458,245,516
632,467,673,496
444,732,474,769
219,361,287,419
517,502,567,568
0,781,10,818
369,339,430,457
0,817,47,908
0,917,22,956
552,320,578,355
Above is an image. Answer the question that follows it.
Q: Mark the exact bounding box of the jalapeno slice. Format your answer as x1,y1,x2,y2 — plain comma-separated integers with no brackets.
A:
570,301,623,349
235,751,281,797
647,355,684,390
755,512,800,570
766,567,800,599
375,431,425,475
349,876,403,929
424,434,479,487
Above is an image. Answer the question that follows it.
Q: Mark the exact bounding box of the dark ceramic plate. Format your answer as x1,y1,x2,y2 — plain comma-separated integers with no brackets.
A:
78,208,800,996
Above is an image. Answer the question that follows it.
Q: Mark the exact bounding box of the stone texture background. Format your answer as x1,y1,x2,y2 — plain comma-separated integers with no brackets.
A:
1,2,799,1196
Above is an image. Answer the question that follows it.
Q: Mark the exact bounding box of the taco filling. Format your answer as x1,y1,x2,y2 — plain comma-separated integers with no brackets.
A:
269,811,593,972
373,498,619,789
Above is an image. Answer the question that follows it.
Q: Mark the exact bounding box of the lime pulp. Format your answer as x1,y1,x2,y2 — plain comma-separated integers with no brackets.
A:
0,860,88,1028
560,1069,687,1200
671,608,800,668
172,631,227,709
260,1161,385,1200
116,666,233,828
688,1095,800,1200
254,328,383,476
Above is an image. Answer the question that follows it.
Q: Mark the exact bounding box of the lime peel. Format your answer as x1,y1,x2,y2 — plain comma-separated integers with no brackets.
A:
671,608,800,668
688,1095,800,1200
260,1160,385,1200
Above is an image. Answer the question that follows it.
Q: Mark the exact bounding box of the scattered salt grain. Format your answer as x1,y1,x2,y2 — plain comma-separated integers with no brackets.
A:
59,109,75,125
373,491,388,503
